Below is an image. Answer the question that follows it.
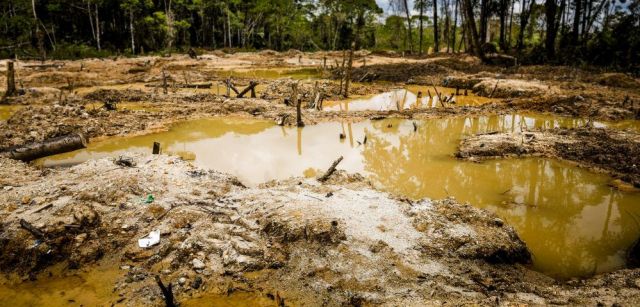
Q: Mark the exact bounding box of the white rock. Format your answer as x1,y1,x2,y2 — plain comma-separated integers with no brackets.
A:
192,258,206,270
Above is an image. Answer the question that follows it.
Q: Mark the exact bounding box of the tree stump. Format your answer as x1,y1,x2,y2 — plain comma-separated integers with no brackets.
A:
152,142,161,154
296,99,304,127
3,61,16,100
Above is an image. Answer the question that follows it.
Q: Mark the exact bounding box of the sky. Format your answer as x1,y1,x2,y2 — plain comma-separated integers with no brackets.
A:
375,0,429,17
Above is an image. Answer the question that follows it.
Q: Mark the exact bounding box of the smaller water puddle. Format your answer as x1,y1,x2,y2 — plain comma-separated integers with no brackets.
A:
0,105,21,121
0,262,121,306
0,261,280,306
324,85,493,111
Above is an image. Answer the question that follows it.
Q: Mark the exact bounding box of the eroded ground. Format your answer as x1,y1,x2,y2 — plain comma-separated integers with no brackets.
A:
1,51,640,305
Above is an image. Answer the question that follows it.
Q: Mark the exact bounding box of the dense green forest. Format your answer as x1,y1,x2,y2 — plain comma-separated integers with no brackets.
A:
1,0,638,69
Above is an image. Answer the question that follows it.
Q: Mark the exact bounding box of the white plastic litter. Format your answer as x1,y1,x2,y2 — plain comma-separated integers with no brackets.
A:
138,230,160,248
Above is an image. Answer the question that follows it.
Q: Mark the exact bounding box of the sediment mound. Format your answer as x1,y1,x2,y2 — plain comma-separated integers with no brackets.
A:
473,79,555,98
457,128,640,187
84,88,150,103
340,63,451,82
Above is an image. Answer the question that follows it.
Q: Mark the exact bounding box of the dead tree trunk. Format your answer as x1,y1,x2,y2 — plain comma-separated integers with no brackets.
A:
309,81,319,108
296,99,304,127
318,156,344,182
20,219,46,239
237,81,258,98
344,42,355,98
155,276,177,307
162,70,168,94
3,61,16,100
226,79,240,96
1,133,87,161
152,142,161,154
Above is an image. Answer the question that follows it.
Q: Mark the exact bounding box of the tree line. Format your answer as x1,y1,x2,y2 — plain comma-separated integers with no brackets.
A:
1,0,638,69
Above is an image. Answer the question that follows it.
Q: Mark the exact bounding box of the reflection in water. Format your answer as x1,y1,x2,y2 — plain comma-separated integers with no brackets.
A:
324,86,494,111
41,114,640,278
0,262,120,306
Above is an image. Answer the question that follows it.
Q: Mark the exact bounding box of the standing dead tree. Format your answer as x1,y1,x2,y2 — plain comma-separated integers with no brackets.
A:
2,61,17,102
162,70,168,94
296,99,304,127
291,82,304,127
343,42,355,98
338,50,346,95
155,276,177,307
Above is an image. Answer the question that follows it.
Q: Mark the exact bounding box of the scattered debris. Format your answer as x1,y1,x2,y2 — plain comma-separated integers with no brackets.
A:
138,230,160,248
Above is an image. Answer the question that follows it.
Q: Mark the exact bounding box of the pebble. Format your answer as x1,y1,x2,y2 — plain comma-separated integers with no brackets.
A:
191,276,203,289
178,277,187,285
192,258,206,270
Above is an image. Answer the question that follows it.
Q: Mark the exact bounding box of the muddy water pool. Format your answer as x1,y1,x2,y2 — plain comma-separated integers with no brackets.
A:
39,114,640,279
0,105,21,121
0,261,271,306
0,262,120,306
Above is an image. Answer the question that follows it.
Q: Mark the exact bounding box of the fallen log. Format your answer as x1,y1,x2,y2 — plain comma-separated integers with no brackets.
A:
227,79,240,95
1,133,87,161
145,82,212,89
237,81,258,98
318,156,344,182
19,219,46,240
3,61,16,100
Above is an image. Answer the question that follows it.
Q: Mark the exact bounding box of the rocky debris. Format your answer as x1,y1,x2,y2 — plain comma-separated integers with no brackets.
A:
473,79,555,98
0,102,156,150
432,56,502,74
22,71,99,88
457,128,640,187
260,79,382,101
442,75,486,89
513,93,640,121
343,63,451,83
84,89,151,103
596,73,640,89
411,198,530,264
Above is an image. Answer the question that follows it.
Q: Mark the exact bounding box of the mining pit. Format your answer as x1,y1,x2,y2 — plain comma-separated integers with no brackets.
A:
1,51,640,306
